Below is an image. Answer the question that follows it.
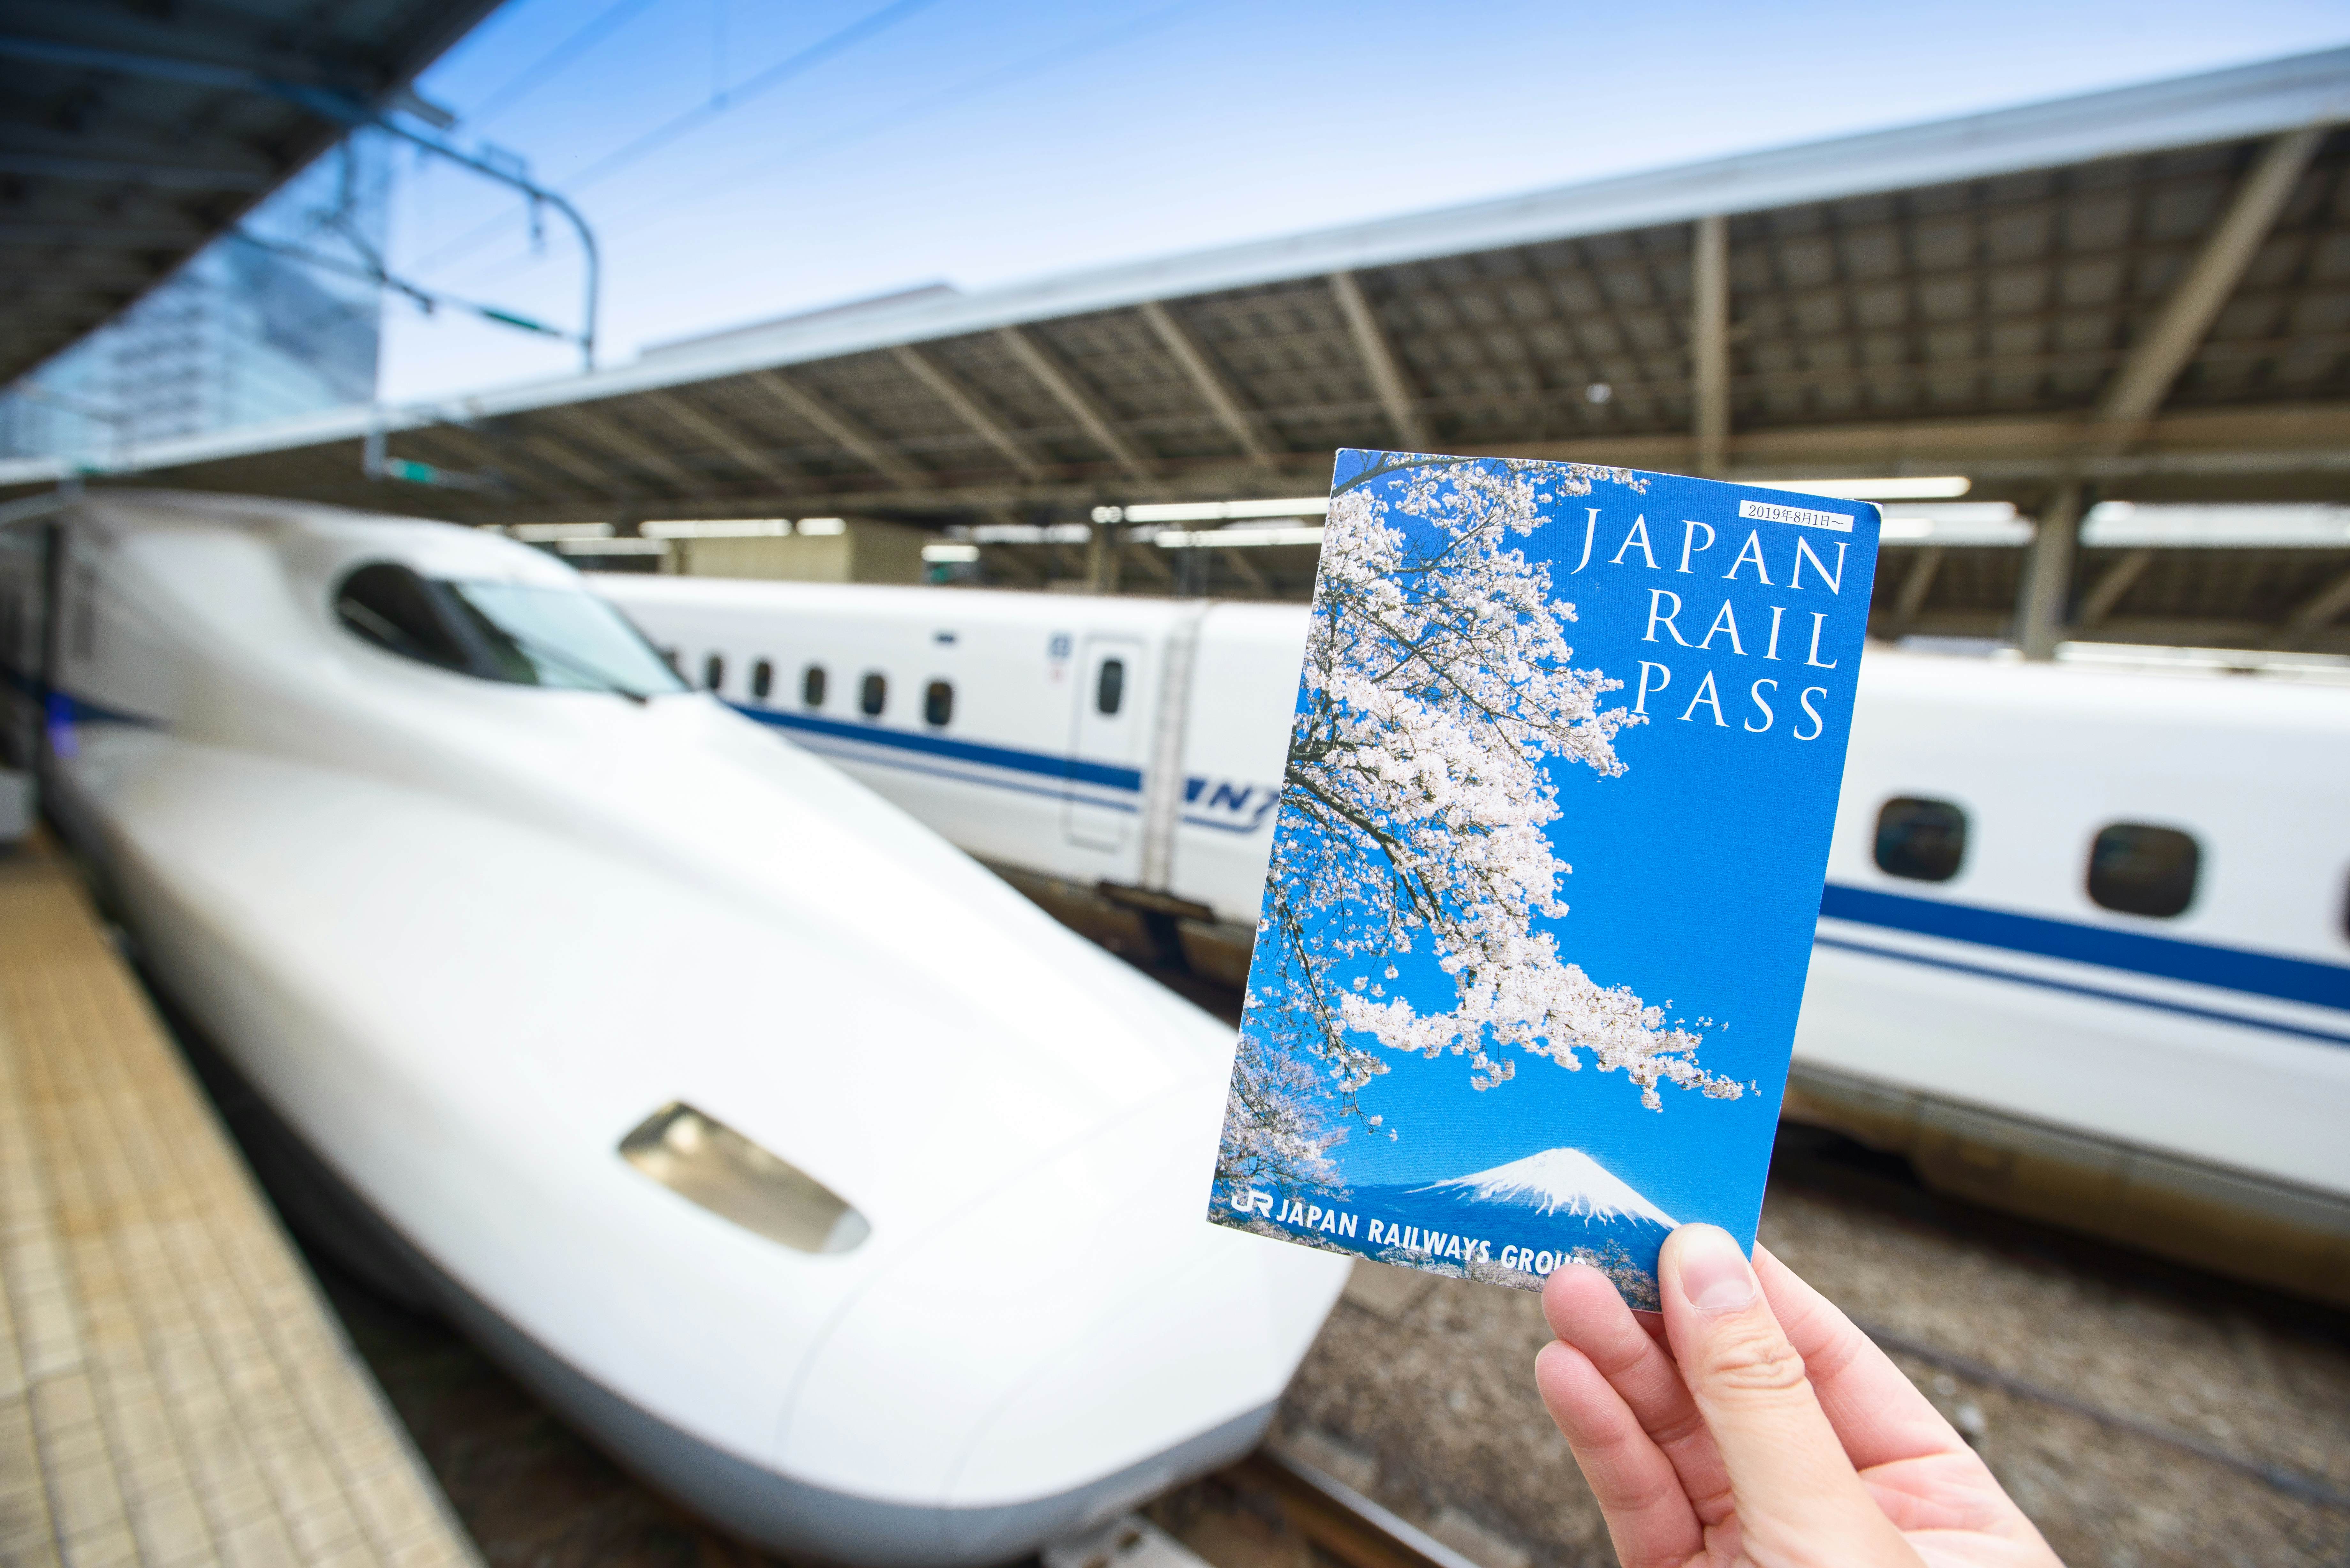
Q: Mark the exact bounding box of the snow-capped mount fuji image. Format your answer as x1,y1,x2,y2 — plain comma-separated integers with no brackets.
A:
1413,1147,1679,1229
1342,1145,1680,1277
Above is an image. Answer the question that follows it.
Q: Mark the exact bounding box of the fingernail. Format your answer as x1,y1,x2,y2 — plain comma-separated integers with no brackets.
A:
1676,1225,1756,1313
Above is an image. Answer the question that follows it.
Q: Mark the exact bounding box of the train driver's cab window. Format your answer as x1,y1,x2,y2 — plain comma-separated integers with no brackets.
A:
860,671,886,717
333,562,685,698
2087,823,2200,919
1096,657,1125,716
703,653,725,693
924,680,953,727
1873,797,1966,883
751,659,773,700
803,664,826,707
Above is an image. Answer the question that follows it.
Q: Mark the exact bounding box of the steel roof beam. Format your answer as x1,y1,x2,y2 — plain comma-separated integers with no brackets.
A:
452,422,610,501
2076,547,2157,627
1329,272,1429,450
519,429,633,495
2268,564,2350,649
745,370,928,487
1137,300,1277,472
992,327,1154,481
2093,127,2327,445
1887,547,1944,636
1123,538,1173,585
889,346,1046,481
549,403,703,494
1217,542,1272,597
0,151,276,191
639,388,802,490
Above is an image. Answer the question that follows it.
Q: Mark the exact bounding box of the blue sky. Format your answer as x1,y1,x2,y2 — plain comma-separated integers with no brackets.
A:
373,0,2350,402
1273,462,1881,1238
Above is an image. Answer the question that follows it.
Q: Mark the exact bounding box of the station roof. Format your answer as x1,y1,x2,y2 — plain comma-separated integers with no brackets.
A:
4,45,2350,541
0,0,505,388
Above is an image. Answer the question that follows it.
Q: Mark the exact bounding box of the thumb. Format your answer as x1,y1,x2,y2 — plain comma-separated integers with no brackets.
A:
1658,1225,1917,1563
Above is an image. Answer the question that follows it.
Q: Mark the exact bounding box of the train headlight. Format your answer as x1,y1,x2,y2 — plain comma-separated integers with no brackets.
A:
619,1102,870,1254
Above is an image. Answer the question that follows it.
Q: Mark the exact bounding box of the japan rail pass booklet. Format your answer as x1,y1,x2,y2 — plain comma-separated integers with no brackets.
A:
1209,452,1882,1306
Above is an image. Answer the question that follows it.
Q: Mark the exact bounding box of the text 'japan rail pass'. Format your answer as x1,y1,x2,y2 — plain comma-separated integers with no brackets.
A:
1207,452,1883,1306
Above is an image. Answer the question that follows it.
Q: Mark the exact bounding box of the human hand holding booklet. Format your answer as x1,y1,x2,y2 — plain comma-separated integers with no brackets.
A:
1207,452,1883,1307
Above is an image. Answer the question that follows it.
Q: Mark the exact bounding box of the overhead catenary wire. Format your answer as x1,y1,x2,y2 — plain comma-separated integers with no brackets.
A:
464,0,665,128
407,0,948,277
418,0,1212,302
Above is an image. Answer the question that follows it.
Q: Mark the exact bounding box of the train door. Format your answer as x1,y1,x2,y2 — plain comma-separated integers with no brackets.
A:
1063,635,1145,852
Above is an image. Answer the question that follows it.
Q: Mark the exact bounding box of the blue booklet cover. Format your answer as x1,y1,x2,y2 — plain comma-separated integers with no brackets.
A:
1209,451,1883,1306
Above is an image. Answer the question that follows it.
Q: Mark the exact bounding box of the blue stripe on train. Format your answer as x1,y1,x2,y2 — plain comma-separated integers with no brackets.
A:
1812,935,2350,1049
1819,883,2349,1012
730,702,1143,793
66,683,2332,1021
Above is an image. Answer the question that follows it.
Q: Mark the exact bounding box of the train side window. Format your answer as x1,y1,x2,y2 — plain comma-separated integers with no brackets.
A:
1096,657,1125,715
751,659,773,700
923,680,953,727
802,664,826,707
1873,797,1966,883
2087,823,2199,918
860,671,886,717
703,653,725,692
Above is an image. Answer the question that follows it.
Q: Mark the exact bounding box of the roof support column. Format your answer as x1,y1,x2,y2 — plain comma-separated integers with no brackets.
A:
1691,214,1730,477
2015,484,2082,661
1088,520,1123,594
2092,126,2324,450
1330,271,1429,450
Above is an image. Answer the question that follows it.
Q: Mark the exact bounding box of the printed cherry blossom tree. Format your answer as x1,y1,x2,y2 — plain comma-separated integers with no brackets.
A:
1218,455,1743,1192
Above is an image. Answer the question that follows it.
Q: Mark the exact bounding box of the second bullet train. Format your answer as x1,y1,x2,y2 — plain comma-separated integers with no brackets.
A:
599,572,2350,1307
0,492,1351,1567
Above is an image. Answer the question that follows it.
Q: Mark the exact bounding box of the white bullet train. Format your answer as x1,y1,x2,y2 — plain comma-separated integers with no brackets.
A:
598,573,2350,1307
0,491,1351,1566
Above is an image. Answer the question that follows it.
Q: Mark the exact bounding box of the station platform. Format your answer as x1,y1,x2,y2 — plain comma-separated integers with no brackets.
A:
0,840,478,1568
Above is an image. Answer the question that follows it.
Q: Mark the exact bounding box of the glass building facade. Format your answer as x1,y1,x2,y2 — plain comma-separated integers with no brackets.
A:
0,134,389,462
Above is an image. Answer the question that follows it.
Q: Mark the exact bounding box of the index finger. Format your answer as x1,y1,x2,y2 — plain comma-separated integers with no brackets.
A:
1753,1244,1968,1471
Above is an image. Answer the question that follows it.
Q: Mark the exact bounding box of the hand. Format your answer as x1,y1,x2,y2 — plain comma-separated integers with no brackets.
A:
1534,1225,2062,1568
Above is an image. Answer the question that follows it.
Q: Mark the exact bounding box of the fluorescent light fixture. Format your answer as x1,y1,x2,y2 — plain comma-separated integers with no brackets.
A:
2081,502,2350,548
1778,476,1972,501
1877,502,2032,547
797,516,847,536
971,523,1093,544
1156,525,1326,549
619,1102,868,1254
553,537,667,555
512,521,614,541
922,543,981,563
643,518,792,539
1119,497,1332,524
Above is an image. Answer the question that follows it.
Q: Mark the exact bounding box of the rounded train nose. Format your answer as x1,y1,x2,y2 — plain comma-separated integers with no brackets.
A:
775,1081,1349,1559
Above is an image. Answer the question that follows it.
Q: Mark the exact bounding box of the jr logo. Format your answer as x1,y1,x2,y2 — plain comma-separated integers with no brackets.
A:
1227,1184,1274,1217
1184,777,1280,833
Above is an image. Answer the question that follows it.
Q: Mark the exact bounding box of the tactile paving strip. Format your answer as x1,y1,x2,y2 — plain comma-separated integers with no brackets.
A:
0,842,479,1568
